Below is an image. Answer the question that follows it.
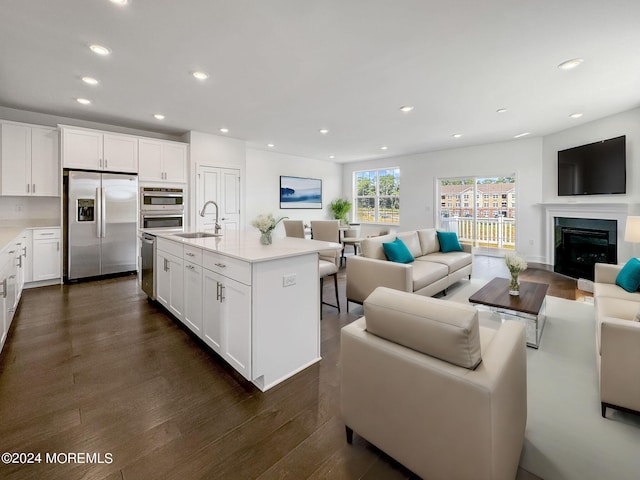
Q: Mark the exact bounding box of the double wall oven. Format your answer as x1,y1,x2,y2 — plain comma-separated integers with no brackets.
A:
140,187,184,230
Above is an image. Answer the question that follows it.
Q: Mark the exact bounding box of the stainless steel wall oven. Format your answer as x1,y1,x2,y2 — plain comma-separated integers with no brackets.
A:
140,187,184,230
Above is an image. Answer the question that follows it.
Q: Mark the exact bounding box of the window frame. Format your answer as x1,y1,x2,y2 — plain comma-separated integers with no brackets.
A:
353,167,400,224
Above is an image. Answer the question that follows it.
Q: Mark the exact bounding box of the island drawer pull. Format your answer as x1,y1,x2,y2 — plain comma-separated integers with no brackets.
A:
186,252,195,257
214,262,226,268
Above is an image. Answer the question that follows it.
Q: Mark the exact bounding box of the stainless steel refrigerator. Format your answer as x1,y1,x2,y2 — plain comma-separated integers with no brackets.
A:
66,170,138,281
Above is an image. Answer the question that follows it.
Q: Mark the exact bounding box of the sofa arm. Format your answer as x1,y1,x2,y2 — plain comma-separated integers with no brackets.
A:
594,263,622,285
600,319,640,413
346,255,412,304
461,242,472,253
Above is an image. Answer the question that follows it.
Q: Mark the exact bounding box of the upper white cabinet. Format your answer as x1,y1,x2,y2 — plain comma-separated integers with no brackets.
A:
1,121,59,196
62,126,138,173
138,138,187,183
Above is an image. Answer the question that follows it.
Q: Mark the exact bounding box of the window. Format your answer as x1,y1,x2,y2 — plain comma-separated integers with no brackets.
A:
354,167,400,223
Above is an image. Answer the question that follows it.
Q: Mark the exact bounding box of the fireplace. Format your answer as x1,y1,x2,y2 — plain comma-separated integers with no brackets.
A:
554,217,617,280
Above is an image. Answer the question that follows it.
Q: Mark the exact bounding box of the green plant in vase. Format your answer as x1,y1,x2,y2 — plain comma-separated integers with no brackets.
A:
329,198,352,225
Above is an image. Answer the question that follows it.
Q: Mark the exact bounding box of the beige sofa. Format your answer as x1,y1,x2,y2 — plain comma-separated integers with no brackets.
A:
341,287,527,480
594,262,640,417
346,228,472,307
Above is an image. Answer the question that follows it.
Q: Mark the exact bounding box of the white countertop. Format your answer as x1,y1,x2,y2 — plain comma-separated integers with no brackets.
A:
0,220,60,252
151,229,341,263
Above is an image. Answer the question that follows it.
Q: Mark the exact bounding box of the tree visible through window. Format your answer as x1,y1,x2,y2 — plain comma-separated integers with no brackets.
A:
354,167,400,223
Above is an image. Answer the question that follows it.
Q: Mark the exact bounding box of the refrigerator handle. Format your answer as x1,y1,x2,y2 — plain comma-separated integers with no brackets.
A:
96,187,102,238
101,186,107,238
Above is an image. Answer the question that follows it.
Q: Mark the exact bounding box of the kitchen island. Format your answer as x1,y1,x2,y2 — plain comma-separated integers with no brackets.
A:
147,229,340,391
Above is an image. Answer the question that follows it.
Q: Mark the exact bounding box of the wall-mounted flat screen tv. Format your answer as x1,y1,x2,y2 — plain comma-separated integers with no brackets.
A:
557,135,626,196
280,175,322,209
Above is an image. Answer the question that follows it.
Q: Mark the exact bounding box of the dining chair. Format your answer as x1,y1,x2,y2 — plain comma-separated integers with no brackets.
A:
310,220,341,314
283,220,305,238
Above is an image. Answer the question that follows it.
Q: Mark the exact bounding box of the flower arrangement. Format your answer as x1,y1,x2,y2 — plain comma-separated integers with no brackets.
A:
505,252,527,295
251,213,287,245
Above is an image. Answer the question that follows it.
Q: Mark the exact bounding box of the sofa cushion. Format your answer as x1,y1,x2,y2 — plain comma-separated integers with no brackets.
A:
411,261,448,291
360,233,396,260
396,231,423,258
417,228,440,255
382,238,414,264
615,258,640,292
416,251,472,274
436,230,463,253
595,282,640,302
364,287,482,369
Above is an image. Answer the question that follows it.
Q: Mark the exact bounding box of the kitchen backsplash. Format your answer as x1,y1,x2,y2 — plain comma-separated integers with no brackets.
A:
0,196,61,223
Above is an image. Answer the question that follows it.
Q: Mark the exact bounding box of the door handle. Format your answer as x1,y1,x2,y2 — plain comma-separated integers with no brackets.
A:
219,284,225,302
216,281,221,301
33,184,36,194
27,183,30,193
17,255,22,268
0,278,6,298
96,187,101,238
101,187,107,238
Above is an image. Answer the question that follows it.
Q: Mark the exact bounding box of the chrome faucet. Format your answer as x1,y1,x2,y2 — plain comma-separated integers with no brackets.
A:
199,200,222,234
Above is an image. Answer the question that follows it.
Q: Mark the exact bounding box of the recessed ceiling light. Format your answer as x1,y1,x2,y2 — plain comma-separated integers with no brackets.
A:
329,155,336,159
319,129,329,135
76,98,91,105
89,44,111,56
399,105,414,113
267,143,275,148
153,114,165,120
110,0,130,5
558,58,584,70
496,108,507,113
380,146,389,150
569,113,583,119
192,71,209,80
452,133,462,138
81,76,99,85
219,128,229,134
514,132,530,138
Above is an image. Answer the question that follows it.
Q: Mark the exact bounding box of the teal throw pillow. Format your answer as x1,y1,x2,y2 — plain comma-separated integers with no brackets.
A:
382,238,414,264
436,231,463,253
615,258,640,292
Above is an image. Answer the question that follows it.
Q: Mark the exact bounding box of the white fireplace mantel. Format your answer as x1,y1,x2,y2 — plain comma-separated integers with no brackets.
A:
540,203,630,265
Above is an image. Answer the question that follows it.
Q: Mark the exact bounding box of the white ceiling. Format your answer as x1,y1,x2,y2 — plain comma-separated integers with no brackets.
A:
1,0,640,163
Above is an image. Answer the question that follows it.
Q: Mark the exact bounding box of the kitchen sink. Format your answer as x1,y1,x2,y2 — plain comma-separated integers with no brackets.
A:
174,232,221,239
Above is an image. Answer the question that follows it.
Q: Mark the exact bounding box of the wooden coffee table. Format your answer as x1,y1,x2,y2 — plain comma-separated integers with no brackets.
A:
468,277,549,348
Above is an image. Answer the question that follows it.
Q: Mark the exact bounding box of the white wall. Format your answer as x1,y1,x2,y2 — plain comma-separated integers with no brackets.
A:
245,148,343,237
542,107,640,206
342,138,545,261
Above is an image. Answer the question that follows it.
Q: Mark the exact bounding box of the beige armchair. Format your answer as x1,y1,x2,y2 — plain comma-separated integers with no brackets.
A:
341,287,527,480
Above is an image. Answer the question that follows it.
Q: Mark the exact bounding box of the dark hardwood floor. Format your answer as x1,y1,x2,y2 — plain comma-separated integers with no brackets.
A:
0,255,575,479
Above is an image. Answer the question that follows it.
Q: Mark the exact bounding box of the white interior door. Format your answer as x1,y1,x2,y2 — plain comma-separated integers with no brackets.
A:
196,165,240,232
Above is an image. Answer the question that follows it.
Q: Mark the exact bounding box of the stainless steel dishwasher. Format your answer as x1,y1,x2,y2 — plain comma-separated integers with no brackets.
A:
141,232,156,299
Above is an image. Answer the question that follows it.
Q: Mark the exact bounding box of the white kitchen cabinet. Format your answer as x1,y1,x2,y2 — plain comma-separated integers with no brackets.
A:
62,126,138,173
1,122,59,196
32,228,61,282
156,242,184,321
183,258,203,336
0,251,11,352
152,233,322,391
202,264,252,379
138,138,187,183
